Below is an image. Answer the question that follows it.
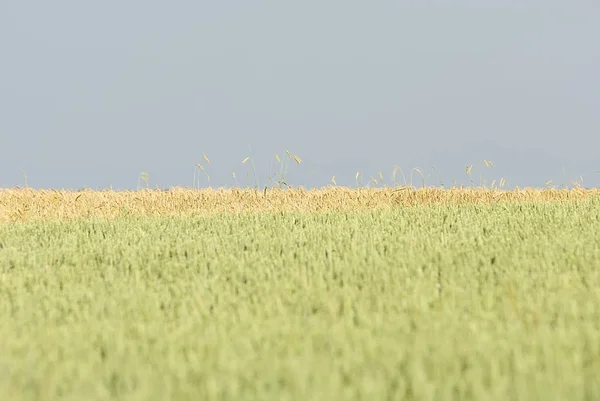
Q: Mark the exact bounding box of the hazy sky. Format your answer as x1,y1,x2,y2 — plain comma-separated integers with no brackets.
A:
1,1,599,190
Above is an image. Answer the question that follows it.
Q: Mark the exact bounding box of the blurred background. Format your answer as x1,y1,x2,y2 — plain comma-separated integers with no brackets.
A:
1,1,598,190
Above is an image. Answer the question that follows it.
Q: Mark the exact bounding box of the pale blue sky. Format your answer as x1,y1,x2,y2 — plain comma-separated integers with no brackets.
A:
1,1,599,190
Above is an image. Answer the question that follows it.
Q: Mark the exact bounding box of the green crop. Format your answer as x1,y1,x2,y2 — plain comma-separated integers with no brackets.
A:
1,198,599,400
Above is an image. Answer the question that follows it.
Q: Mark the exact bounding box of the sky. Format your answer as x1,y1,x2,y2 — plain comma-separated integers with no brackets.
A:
1,1,599,190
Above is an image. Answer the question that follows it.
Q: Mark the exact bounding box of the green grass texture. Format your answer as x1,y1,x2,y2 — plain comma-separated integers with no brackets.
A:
1,200,599,400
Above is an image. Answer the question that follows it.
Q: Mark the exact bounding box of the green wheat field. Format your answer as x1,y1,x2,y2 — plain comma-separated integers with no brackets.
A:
1,187,599,400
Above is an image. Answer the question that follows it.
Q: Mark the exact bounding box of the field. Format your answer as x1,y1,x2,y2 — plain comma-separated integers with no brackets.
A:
1,187,600,400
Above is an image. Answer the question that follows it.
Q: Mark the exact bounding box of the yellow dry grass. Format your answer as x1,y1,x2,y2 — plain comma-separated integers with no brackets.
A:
1,187,599,222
